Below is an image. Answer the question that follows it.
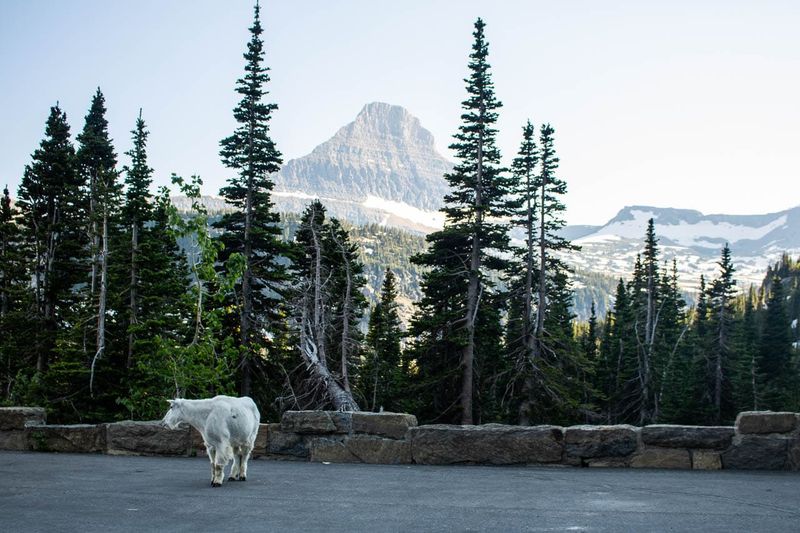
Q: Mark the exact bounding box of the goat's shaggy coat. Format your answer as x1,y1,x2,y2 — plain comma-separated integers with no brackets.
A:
163,395,260,487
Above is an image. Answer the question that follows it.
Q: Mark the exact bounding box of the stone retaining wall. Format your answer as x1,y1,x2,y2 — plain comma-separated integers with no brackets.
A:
1,407,798,471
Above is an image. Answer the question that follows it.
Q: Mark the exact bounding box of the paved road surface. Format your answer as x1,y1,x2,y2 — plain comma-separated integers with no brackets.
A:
2,451,799,532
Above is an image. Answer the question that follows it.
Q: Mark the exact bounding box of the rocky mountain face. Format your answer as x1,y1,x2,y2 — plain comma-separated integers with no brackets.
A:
270,102,452,232
567,205,800,294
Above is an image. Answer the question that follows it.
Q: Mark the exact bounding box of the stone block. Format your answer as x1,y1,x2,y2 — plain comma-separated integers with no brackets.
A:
692,450,722,470
410,424,563,465
789,438,800,471
280,411,352,434
721,435,788,470
266,423,308,458
641,425,734,449
735,411,799,435
190,428,207,456
106,420,190,456
351,412,417,439
26,424,105,453
565,425,639,460
0,407,46,430
586,457,630,468
631,447,691,469
0,430,28,450
252,423,269,458
309,435,411,464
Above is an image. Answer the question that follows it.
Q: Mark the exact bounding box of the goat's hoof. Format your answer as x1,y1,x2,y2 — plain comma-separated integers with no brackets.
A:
228,476,237,482
240,476,246,482
211,482,221,488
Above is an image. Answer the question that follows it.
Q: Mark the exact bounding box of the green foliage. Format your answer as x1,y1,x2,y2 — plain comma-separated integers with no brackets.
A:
215,2,293,402
359,268,406,412
120,175,242,420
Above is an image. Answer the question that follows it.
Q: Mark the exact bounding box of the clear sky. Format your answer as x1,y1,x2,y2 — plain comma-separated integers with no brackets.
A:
1,0,798,225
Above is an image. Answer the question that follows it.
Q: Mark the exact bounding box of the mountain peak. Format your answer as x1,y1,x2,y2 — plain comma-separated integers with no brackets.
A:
274,103,452,213
327,101,436,151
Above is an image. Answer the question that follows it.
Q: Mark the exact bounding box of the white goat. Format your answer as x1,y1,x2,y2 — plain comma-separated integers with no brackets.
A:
163,395,260,487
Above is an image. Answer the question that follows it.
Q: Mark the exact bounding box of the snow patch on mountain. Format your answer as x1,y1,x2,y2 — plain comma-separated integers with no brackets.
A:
586,208,789,249
362,195,444,230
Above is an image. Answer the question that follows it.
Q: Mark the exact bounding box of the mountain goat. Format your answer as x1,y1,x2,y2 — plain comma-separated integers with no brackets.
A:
163,395,260,487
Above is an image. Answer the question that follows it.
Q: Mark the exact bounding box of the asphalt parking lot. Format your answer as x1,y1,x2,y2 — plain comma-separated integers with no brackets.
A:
2,451,799,532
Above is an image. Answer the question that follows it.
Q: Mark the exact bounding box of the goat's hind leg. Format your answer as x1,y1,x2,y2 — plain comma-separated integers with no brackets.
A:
239,444,253,481
229,447,242,481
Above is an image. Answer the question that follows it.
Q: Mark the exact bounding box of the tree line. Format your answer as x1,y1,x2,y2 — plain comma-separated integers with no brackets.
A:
1,7,797,425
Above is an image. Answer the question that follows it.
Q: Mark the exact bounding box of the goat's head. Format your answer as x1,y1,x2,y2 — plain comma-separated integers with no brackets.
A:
162,399,186,429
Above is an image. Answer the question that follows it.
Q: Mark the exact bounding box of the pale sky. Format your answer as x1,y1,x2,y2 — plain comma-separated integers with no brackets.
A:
1,0,798,225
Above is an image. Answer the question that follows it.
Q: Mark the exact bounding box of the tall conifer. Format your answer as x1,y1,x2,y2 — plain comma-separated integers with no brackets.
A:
16,104,83,374
410,18,512,424
216,2,291,397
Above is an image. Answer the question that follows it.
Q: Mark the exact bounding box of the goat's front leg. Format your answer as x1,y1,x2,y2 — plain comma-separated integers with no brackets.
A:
207,446,221,487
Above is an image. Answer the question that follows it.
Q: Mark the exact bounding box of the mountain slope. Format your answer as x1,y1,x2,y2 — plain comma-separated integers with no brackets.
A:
271,102,451,232
569,205,800,291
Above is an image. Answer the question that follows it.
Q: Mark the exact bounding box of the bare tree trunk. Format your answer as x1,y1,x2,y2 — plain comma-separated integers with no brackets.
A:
518,169,537,425
310,207,327,369
460,116,484,425
536,165,547,341
90,204,109,395
713,298,726,424
240,181,253,397
38,203,59,373
340,257,352,393
126,220,138,369
300,323,359,411
240,121,256,397
297,204,359,412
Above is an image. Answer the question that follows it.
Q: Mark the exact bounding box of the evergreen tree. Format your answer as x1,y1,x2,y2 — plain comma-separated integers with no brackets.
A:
608,277,639,423
628,219,660,424
731,288,761,411
704,244,737,423
324,217,368,395
121,110,154,369
512,123,582,424
75,88,120,394
410,18,512,424
758,274,793,409
361,268,405,412
0,186,29,400
15,104,84,375
215,1,291,398
122,175,240,420
506,121,538,368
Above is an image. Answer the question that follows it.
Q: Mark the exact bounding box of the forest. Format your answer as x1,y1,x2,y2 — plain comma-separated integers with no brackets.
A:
1,5,798,426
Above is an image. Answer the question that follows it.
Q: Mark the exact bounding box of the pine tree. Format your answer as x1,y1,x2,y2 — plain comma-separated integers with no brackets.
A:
409,18,513,424
361,268,404,412
75,88,120,394
0,186,29,400
324,218,368,395
705,244,737,423
511,122,581,424
731,288,761,411
16,104,84,375
121,110,154,369
758,274,792,409
215,1,291,398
